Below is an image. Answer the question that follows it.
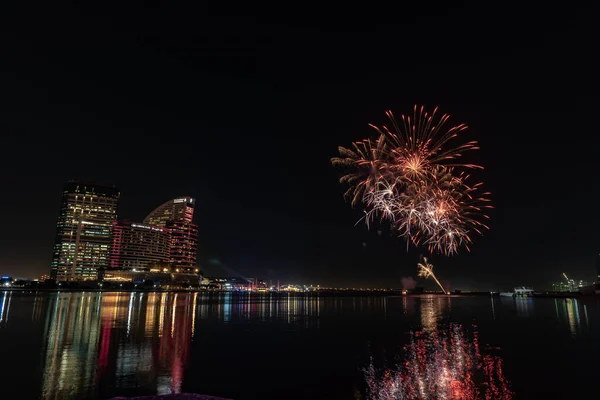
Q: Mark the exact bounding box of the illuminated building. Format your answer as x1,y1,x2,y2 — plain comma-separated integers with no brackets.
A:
144,197,198,271
552,281,573,292
552,278,591,292
166,221,199,271
50,181,120,281
98,268,200,287
1,276,12,287
144,197,194,226
202,277,252,291
110,221,171,270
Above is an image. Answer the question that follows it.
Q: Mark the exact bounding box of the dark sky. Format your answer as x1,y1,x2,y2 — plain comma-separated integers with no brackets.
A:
0,2,594,289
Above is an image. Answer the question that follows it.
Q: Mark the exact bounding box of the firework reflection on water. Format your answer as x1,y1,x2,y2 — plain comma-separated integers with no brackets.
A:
364,322,512,400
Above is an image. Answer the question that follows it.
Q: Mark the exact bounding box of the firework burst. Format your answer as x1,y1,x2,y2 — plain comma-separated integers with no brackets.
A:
332,105,491,256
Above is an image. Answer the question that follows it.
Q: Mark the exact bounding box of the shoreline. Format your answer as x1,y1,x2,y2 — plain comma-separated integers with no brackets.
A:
0,288,587,298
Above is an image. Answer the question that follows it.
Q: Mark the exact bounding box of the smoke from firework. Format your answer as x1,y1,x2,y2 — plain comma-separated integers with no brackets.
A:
332,105,491,256
401,276,417,290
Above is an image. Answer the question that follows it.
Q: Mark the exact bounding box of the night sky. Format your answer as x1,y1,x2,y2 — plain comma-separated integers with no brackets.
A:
1,2,593,290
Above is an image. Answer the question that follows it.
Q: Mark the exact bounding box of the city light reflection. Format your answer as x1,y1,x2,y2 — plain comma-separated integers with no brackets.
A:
564,298,581,337
515,297,533,318
554,298,587,337
0,291,12,326
36,292,323,398
41,293,102,399
4,292,598,399
40,292,198,398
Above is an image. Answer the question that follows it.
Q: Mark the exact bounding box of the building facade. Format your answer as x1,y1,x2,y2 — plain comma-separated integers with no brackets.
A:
144,197,198,271
144,197,195,226
110,221,171,270
50,181,120,281
98,268,200,287
166,220,199,271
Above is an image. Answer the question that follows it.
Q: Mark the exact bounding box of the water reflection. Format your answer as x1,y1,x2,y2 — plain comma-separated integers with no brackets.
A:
515,297,533,317
0,291,12,326
419,295,449,332
32,294,47,322
36,292,323,399
42,293,103,399
40,292,199,398
564,298,580,337
365,299,513,400
7,293,596,399
554,298,585,337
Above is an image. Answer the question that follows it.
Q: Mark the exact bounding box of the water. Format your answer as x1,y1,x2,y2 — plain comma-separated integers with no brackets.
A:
0,291,599,399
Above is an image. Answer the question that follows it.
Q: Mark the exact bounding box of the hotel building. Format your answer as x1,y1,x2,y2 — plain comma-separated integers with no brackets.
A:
143,197,198,272
50,181,120,281
109,221,171,270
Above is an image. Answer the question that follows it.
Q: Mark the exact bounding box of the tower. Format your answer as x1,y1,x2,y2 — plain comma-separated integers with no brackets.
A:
144,197,198,271
50,181,120,280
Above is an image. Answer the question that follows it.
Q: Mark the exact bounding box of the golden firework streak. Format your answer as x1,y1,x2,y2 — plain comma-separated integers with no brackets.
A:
417,257,448,294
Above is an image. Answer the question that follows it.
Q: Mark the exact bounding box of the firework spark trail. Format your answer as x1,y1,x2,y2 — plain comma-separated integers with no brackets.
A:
417,257,447,294
331,105,491,256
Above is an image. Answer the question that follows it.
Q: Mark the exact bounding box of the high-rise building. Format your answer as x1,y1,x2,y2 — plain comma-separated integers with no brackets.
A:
144,197,198,271
110,221,171,270
50,181,120,281
166,220,199,270
144,197,194,226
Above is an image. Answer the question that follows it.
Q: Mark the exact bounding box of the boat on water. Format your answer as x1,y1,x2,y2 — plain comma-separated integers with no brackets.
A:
514,286,535,296
499,287,535,297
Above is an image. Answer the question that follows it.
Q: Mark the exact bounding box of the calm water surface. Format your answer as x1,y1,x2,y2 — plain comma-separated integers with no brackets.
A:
0,291,599,399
